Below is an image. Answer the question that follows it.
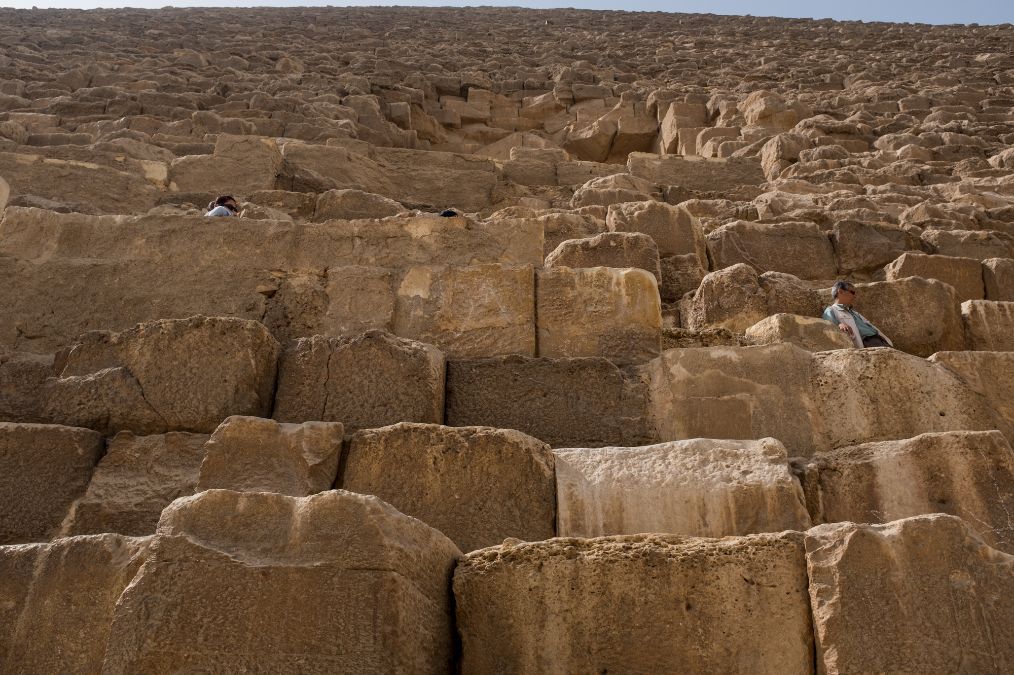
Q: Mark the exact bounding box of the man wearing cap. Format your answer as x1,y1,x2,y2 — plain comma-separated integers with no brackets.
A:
821,280,893,348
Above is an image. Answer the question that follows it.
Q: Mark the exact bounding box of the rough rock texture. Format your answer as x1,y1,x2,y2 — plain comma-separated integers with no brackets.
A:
805,515,1014,675
680,263,768,332
885,252,985,302
0,422,103,544
745,313,854,351
43,316,280,435
554,438,810,538
929,351,1014,433
454,532,813,674
272,331,445,430
61,431,209,536
536,266,661,364
707,220,836,280
102,490,461,673
197,416,343,496
544,231,662,282
343,423,556,551
961,300,1014,350
446,355,652,448
0,534,152,673
847,277,964,356
606,200,707,264
798,431,1014,553
0,350,53,422
983,258,1014,301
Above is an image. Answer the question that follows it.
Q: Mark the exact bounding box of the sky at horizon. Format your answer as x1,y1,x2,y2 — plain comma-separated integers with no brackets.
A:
0,0,1012,26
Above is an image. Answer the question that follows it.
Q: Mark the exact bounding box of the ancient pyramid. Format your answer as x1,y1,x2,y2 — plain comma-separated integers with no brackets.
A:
1,6,1012,673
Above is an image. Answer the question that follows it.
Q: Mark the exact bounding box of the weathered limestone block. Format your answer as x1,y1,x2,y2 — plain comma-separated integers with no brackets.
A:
395,263,536,357
606,199,707,263
962,300,1014,351
563,118,616,163
197,416,343,496
760,132,810,180
680,263,768,332
922,228,1014,261
554,437,810,538
544,231,662,282
446,355,653,448
659,252,706,302
0,174,8,211
707,220,836,280
273,331,445,430
169,134,282,194
805,515,1014,675
0,534,152,672
454,532,813,674
343,423,555,551
983,258,1014,301
847,277,964,356
43,316,280,435
0,423,103,544
571,173,657,208
537,211,608,257
102,490,461,673
831,220,922,275
536,266,661,364
647,344,819,456
0,350,52,422
314,188,407,220
884,252,984,301
797,431,1014,553
762,271,823,318
929,351,1014,432
62,431,209,537
810,348,1000,450
745,313,854,351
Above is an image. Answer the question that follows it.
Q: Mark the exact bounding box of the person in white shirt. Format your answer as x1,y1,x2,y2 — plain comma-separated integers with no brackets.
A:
205,195,239,217
822,280,893,348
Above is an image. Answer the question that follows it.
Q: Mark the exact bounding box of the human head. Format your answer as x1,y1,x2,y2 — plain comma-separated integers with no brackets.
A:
214,195,238,212
831,280,857,305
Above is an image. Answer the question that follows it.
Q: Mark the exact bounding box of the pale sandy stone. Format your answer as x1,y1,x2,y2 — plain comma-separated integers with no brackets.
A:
929,350,1014,433
197,416,344,496
0,422,103,544
961,300,1014,350
745,313,854,351
707,220,836,280
680,263,768,332
799,430,1014,552
343,423,555,551
102,490,460,673
805,515,1014,675
884,252,985,301
544,230,662,282
606,199,707,264
454,532,813,674
554,437,810,538
982,258,1014,301
61,431,209,536
0,534,152,673
536,266,661,364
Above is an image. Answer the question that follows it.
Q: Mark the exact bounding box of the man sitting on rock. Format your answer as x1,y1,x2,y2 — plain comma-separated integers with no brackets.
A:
822,280,893,348
205,195,240,217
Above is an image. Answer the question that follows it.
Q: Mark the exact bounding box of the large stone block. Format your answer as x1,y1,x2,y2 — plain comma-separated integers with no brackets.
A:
707,220,836,280
197,416,344,496
922,228,1014,261
169,134,282,194
805,515,1014,675
0,350,52,422
929,350,1014,432
62,431,209,537
446,355,653,448
648,344,819,456
847,277,964,356
396,263,536,357
798,431,1014,552
745,313,854,351
273,332,445,431
43,316,280,435
544,231,662,282
536,266,661,364
454,532,813,674
606,199,707,263
884,252,985,301
810,348,1001,450
962,300,1014,350
0,534,152,672
680,263,768,332
983,257,1014,301
102,490,461,673
343,423,555,551
0,422,103,544
554,438,811,538
831,220,922,275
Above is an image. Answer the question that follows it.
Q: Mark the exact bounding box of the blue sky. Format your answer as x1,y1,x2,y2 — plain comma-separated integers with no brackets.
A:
1,0,1011,25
